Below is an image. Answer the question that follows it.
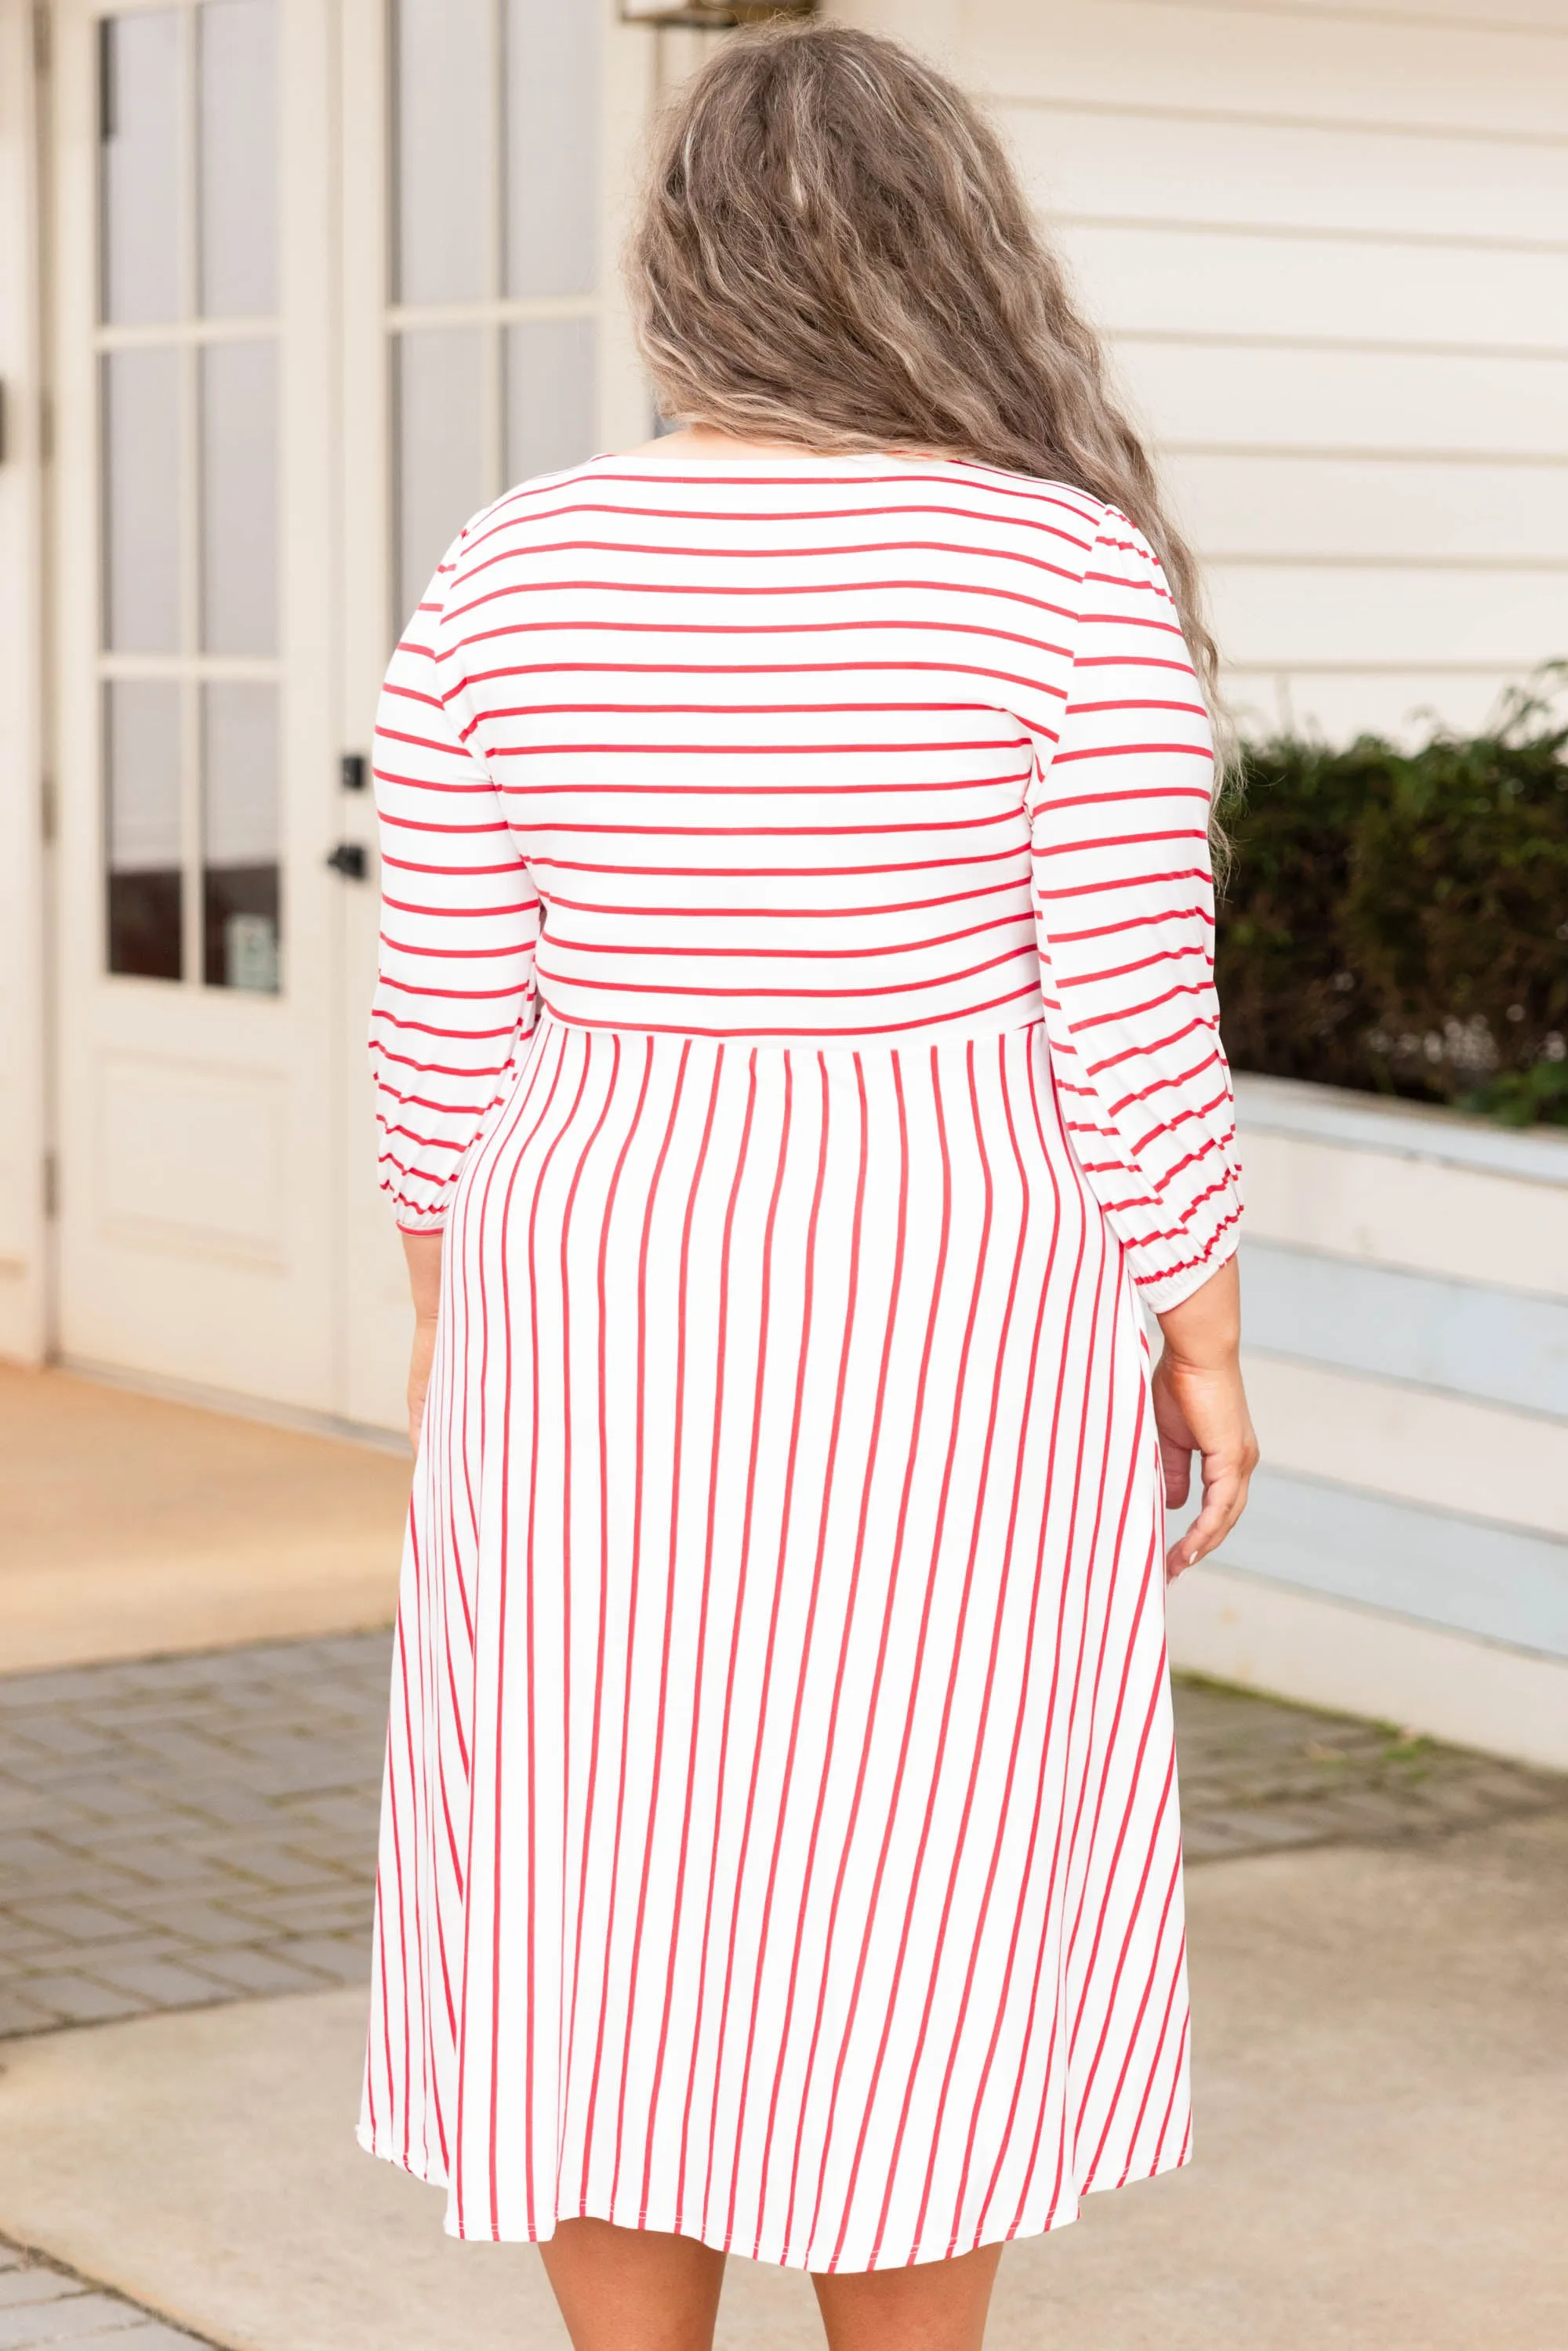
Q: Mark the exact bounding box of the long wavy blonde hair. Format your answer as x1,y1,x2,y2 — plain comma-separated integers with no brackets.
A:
627,19,1232,791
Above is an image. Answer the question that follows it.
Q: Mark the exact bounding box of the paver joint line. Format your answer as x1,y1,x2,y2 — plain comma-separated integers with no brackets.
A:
0,2244,214,2351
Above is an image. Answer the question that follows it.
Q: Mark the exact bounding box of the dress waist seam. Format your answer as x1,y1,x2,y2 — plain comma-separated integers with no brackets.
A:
530,999,1048,1055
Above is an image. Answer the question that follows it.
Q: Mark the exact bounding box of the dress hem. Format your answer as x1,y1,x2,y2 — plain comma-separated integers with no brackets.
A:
354,2122,1192,2272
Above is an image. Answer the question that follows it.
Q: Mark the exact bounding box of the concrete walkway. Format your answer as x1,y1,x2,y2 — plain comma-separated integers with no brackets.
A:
0,1368,408,1673
0,1810,1563,2351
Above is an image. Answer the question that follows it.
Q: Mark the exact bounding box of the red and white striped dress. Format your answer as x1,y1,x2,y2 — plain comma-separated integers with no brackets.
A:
358,452,1242,2270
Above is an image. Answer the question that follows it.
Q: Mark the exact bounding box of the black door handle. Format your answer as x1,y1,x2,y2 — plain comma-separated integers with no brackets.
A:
325,843,368,880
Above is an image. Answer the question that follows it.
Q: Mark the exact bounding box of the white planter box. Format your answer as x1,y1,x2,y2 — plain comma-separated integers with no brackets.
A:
1167,1074,1568,1770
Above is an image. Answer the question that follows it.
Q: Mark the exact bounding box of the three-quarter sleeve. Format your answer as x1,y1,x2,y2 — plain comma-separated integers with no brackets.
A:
1027,509,1243,1312
367,539,541,1233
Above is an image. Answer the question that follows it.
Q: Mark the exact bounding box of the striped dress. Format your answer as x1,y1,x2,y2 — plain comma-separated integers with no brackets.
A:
358,452,1243,2272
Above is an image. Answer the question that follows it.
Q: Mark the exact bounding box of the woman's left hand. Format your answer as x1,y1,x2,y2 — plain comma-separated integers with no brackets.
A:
1152,1256,1259,1580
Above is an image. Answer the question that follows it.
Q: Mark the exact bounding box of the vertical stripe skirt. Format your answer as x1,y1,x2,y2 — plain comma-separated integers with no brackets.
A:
359,1012,1191,2269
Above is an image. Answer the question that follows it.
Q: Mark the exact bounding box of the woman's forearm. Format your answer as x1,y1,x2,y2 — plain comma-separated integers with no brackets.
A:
401,1230,445,1456
1155,1251,1241,1366
403,1230,445,1322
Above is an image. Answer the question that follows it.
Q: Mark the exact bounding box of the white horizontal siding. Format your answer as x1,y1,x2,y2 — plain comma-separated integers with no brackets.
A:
1209,562,1568,669
1109,339,1568,457
956,0,1568,739
1057,223,1568,354
966,2,1568,139
1002,102,1568,247
1219,0,1568,33
1163,453,1568,564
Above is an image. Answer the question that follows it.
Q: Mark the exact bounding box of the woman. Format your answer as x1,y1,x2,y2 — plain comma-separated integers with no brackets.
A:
359,23,1255,2351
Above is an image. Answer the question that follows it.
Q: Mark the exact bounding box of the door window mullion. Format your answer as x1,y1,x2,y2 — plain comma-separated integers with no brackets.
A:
484,0,504,508
178,3,201,987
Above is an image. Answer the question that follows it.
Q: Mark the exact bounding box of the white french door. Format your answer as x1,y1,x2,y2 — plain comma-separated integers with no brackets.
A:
53,0,343,1413
336,0,652,1430
52,0,650,1428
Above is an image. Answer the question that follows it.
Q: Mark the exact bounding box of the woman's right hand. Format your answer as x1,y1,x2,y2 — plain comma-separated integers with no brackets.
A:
1152,1255,1258,1580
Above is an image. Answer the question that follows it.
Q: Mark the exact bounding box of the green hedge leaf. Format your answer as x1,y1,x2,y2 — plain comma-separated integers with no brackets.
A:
1216,673,1568,1128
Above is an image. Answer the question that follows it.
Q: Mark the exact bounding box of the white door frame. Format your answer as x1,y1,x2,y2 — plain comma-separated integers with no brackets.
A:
0,0,49,1366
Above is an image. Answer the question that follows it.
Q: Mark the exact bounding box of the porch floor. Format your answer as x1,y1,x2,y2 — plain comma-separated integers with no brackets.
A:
0,1366,408,1674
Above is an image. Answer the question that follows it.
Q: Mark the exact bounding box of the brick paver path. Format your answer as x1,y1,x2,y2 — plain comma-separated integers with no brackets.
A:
0,1636,384,2037
1173,1674,1567,1856
0,2240,212,2349
1,1631,1564,2038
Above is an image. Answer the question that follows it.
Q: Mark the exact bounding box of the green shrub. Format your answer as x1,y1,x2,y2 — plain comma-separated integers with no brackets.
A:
1215,678,1568,1128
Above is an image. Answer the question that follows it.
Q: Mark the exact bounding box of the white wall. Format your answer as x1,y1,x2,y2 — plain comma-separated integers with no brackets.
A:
838,0,1568,746
1170,1075,1568,1770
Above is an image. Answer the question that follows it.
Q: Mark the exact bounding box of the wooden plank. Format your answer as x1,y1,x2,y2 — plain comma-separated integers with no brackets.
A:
1239,1115,1568,1298
1164,451,1568,564
1210,1464,1568,1657
1001,100,1568,247
964,0,1568,140
1241,1239,1568,1418
1109,337,1568,456
1057,220,1568,355
1243,1354,1568,1544
1208,558,1568,669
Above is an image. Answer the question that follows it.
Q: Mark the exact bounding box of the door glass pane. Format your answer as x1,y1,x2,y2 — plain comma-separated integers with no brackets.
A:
198,0,278,317
394,0,493,305
201,339,278,655
203,682,281,992
106,680,183,980
396,327,487,627
100,9,185,326
103,346,182,653
506,315,597,482
505,0,597,299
